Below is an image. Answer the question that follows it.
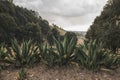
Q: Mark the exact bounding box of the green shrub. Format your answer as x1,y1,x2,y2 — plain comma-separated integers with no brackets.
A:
38,43,57,67
18,68,27,80
101,51,120,69
6,39,40,67
75,40,120,71
53,35,77,66
0,43,7,68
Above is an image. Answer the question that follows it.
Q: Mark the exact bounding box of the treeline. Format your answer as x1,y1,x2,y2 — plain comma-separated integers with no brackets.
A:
0,1,64,45
86,0,120,53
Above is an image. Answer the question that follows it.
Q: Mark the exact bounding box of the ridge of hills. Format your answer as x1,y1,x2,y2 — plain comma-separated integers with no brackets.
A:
0,0,66,44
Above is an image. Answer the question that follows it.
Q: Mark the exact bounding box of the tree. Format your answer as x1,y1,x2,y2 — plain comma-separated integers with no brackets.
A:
86,0,120,53
51,27,60,40
0,1,63,45
0,13,17,44
102,26,120,53
47,27,60,46
65,32,77,43
23,22,41,42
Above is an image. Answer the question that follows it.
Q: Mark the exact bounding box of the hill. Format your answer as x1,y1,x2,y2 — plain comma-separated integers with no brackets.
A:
0,0,65,45
86,0,120,52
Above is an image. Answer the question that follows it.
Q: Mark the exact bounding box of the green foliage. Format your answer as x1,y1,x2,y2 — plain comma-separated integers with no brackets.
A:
76,40,120,71
0,1,62,45
23,22,41,42
102,26,120,53
101,51,120,69
0,13,17,44
65,32,77,42
0,43,7,62
52,25,61,40
38,43,57,66
0,43,8,69
54,35,77,66
39,20,50,35
76,40,104,70
86,0,120,53
47,32,54,46
6,39,40,67
18,68,27,80
47,27,61,46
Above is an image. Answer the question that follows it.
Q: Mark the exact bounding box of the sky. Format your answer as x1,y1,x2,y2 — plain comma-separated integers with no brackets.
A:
13,0,108,31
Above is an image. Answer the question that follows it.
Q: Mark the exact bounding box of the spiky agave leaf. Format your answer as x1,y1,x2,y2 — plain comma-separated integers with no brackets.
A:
76,40,120,71
53,35,77,66
38,43,57,67
6,39,40,67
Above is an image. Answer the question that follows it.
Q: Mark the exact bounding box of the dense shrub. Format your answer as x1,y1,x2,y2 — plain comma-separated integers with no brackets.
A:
38,43,57,67
75,40,120,70
86,0,120,53
54,35,77,66
6,40,40,67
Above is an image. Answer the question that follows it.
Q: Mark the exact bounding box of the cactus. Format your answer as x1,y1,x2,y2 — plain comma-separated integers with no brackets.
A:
6,39,40,67
18,68,27,80
0,43,8,69
38,43,57,67
53,35,77,66
76,40,120,70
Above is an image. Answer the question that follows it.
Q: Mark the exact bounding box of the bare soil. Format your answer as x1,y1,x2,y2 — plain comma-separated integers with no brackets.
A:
0,63,120,80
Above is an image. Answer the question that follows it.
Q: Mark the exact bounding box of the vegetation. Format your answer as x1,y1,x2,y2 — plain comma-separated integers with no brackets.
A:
47,27,61,46
18,68,27,80
64,32,77,42
6,40,40,67
38,43,57,67
0,35,119,71
86,0,120,53
75,40,120,70
54,34,77,66
0,43,7,69
0,1,62,45
0,0,120,78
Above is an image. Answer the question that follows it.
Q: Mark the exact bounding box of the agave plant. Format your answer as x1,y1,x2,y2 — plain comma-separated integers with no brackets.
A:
53,35,77,66
18,68,27,80
101,51,120,69
0,43,8,68
38,43,57,67
76,40,120,70
6,39,40,67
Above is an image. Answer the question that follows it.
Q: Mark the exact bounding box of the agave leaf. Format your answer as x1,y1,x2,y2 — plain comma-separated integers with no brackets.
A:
76,40,120,71
6,39,40,67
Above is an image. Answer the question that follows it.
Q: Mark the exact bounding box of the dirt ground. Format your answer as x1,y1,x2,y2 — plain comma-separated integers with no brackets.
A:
0,63,120,80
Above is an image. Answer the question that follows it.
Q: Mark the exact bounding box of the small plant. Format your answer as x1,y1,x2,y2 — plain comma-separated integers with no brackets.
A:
18,68,27,80
53,35,77,66
75,40,120,71
101,51,120,69
38,43,57,67
0,43,7,69
6,39,40,67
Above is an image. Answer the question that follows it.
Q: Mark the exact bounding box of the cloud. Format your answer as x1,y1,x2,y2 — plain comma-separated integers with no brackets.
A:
13,0,108,31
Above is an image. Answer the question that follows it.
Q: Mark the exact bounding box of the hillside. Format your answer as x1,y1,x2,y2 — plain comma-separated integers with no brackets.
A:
86,0,120,52
0,1,65,44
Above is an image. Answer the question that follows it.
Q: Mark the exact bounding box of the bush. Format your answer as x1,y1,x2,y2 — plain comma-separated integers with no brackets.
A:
6,39,40,67
18,68,27,80
65,32,77,42
0,43,8,68
38,43,57,67
53,35,77,66
75,40,120,71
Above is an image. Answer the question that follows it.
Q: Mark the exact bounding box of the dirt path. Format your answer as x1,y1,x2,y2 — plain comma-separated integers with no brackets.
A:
0,63,120,80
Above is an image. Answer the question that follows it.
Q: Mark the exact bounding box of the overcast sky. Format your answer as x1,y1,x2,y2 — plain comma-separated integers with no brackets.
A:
13,0,108,31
